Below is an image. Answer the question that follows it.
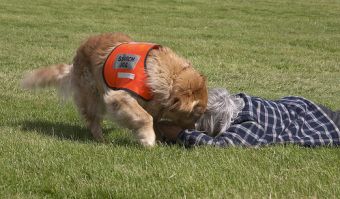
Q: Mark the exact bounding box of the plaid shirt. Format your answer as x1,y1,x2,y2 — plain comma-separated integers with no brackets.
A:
178,93,340,147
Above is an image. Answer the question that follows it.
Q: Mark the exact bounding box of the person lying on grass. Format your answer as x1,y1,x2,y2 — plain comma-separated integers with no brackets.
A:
156,88,340,147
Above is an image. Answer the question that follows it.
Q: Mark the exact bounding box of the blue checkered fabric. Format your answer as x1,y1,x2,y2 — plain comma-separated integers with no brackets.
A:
178,93,340,147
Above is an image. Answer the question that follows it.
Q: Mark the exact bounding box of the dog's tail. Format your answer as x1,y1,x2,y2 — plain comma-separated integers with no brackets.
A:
21,63,73,97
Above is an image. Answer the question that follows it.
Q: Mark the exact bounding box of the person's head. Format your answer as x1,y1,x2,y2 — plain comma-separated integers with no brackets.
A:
195,88,244,136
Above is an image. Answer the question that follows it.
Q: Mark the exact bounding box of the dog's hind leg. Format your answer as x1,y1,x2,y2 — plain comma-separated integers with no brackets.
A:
71,62,105,142
104,90,155,147
73,87,105,142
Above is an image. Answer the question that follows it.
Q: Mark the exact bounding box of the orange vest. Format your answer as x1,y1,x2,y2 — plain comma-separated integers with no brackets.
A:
103,42,160,100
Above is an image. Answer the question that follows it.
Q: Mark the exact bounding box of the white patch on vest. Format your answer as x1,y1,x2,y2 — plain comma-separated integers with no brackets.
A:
117,72,135,80
114,54,140,70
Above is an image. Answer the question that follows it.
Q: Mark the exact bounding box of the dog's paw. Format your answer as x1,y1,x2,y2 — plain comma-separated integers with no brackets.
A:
137,127,156,147
139,137,156,147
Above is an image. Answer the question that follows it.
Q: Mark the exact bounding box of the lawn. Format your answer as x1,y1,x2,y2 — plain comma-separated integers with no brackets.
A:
1,0,340,198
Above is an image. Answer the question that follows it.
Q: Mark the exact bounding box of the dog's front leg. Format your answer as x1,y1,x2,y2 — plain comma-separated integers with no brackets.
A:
104,90,155,147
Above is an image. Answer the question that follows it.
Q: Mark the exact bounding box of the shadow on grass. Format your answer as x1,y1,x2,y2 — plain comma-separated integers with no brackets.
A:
21,120,91,141
20,120,136,146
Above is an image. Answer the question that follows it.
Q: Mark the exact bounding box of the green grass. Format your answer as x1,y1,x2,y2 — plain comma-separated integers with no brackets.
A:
1,0,340,198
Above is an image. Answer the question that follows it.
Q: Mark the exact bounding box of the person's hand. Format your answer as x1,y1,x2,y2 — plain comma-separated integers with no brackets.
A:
155,121,183,142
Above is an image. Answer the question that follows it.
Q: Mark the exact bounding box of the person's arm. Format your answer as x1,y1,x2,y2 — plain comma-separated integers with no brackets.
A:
177,121,266,147
177,129,230,147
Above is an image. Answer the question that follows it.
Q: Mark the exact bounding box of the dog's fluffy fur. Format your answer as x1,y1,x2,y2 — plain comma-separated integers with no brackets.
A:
22,33,208,146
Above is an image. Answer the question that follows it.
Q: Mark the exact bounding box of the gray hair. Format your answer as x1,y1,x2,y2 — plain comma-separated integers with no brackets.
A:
195,88,245,136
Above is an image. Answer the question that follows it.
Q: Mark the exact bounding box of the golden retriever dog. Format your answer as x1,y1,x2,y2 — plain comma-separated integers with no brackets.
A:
22,33,208,146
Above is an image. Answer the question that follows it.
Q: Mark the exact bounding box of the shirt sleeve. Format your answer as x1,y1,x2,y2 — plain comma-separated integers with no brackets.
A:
177,121,266,147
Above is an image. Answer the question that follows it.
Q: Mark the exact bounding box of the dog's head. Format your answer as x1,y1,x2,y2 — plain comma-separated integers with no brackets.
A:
164,69,208,128
146,47,208,128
